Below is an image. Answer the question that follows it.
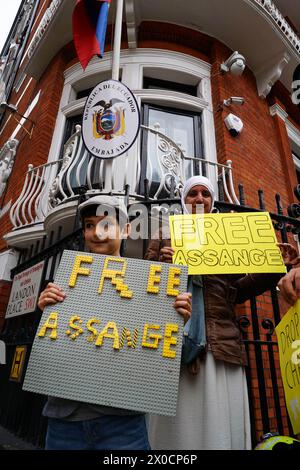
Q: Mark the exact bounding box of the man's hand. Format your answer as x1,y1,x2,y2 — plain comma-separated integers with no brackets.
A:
38,283,66,311
174,292,192,324
278,243,300,266
159,247,175,263
277,268,300,306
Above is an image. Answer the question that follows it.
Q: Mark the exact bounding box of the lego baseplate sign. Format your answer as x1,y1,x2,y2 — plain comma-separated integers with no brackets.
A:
6,261,45,318
23,251,188,416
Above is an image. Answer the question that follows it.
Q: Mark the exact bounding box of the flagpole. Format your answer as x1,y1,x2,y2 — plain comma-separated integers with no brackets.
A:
112,0,124,80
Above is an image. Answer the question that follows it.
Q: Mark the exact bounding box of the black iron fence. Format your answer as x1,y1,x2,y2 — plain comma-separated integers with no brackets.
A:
0,181,300,447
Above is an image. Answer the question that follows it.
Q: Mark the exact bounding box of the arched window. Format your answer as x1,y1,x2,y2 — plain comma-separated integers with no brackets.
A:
48,49,217,197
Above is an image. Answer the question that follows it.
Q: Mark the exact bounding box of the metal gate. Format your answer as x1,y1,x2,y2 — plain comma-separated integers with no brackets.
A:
0,182,299,447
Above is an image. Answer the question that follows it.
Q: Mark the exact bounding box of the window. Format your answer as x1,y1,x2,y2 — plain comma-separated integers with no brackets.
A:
62,115,82,143
60,115,101,194
144,77,198,96
76,88,95,100
141,103,203,196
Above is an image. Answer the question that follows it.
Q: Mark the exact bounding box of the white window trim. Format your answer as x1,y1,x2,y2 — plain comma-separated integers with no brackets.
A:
269,103,300,151
0,249,18,282
47,48,218,193
293,153,300,172
286,120,300,154
270,103,300,247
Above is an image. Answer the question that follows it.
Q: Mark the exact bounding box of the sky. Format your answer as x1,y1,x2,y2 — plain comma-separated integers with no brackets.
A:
0,0,23,52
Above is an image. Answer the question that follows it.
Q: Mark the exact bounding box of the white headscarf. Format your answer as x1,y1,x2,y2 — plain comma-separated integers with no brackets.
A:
181,175,215,214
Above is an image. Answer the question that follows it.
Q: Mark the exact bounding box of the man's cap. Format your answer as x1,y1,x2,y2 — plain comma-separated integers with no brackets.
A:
78,195,128,219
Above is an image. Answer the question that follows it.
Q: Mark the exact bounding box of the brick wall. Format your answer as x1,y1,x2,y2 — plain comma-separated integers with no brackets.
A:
210,40,297,213
0,281,11,331
0,43,75,251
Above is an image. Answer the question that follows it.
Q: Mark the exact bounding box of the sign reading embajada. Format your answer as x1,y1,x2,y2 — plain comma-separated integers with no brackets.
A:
23,251,188,416
82,79,140,159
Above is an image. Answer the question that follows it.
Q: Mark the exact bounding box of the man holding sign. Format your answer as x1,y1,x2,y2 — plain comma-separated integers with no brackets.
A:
275,301,300,435
146,175,296,450
272,261,300,436
33,196,191,450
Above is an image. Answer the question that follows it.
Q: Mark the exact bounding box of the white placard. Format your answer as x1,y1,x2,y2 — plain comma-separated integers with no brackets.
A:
6,261,45,318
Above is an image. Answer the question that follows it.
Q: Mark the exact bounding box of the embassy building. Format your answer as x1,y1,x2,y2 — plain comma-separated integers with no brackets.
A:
0,0,300,447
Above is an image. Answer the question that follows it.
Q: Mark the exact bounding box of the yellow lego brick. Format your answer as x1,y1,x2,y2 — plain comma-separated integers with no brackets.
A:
146,265,162,294
86,319,100,342
162,323,179,359
120,291,133,298
38,312,58,340
167,267,181,296
95,321,120,350
98,259,133,298
142,324,162,349
69,255,93,287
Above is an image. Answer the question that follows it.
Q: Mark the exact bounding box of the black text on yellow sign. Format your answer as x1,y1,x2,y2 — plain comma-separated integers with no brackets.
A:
169,212,286,275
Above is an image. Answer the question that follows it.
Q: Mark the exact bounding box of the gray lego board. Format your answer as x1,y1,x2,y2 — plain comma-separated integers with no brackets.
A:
23,250,188,416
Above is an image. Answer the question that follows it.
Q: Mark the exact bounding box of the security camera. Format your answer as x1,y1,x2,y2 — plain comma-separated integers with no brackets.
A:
220,51,246,76
224,113,243,137
223,97,245,107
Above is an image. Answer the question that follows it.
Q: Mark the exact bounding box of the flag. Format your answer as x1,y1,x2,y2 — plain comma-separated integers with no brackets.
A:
72,0,111,71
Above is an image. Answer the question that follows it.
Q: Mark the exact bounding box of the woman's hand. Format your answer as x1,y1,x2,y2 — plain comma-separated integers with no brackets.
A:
278,243,300,267
277,268,300,307
174,292,192,324
159,247,175,263
38,283,66,311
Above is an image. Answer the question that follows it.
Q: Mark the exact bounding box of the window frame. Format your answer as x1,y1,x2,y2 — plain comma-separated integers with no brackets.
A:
140,102,203,195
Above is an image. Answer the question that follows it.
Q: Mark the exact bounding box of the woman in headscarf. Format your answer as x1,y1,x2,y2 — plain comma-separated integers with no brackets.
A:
145,175,292,450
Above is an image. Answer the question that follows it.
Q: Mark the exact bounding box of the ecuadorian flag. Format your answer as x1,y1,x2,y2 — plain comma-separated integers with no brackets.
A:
72,0,111,70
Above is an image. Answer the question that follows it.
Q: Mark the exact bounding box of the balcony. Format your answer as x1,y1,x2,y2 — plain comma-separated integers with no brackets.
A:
24,0,300,96
4,125,239,248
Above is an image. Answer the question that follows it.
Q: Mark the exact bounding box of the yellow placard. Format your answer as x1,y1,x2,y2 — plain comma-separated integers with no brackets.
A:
169,212,286,275
275,301,300,435
10,345,27,382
